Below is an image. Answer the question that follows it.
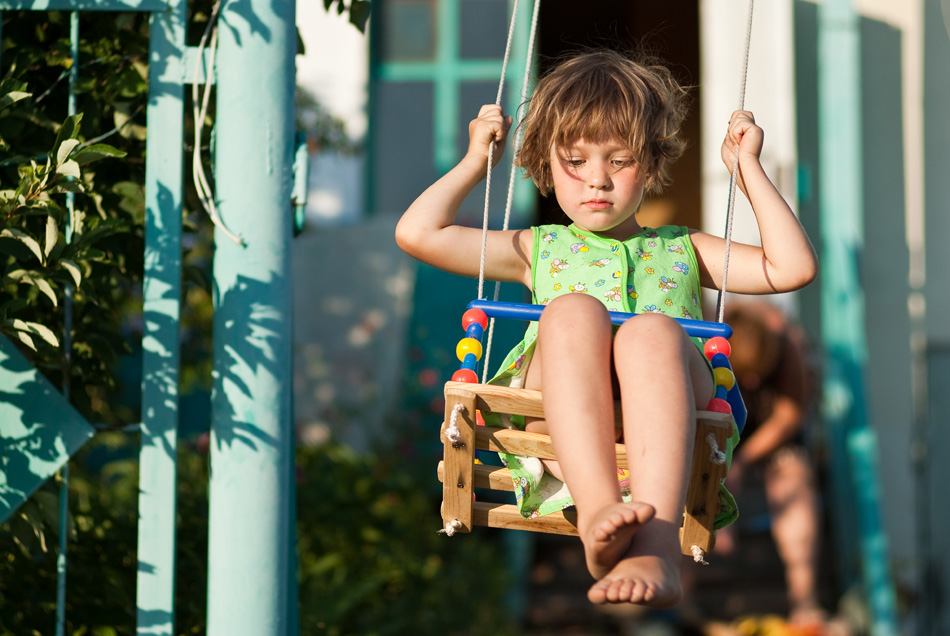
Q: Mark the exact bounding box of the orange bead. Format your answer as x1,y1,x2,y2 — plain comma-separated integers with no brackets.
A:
704,336,731,360
462,308,489,330
452,368,478,383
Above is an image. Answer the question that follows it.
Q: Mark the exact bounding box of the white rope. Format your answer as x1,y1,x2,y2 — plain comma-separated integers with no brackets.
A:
715,0,755,323
439,519,463,536
691,544,709,565
444,402,465,445
192,1,245,247
707,432,727,465
477,0,521,301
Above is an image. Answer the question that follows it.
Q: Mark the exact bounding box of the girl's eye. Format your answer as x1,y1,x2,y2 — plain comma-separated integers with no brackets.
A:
612,159,633,168
566,158,585,167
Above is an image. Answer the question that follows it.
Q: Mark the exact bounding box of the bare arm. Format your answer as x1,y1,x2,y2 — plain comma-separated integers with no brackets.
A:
692,111,819,294
394,104,532,287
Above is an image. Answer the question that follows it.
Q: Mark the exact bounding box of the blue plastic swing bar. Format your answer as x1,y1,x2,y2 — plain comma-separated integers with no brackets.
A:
467,299,734,339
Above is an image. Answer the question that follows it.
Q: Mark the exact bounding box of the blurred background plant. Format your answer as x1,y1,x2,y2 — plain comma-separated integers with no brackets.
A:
0,5,515,634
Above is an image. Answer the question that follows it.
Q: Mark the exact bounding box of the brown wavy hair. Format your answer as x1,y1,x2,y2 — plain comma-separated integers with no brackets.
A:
516,50,690,196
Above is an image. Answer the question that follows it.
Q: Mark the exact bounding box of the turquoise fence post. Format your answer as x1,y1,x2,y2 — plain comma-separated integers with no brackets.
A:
818,1,899,633
135,0,187,632
205,0,298,632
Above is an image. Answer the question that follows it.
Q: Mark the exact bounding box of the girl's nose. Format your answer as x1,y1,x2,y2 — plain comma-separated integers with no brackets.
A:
588,166,610,189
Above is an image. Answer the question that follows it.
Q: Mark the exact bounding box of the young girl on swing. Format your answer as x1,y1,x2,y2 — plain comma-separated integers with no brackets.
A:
395,49,818,608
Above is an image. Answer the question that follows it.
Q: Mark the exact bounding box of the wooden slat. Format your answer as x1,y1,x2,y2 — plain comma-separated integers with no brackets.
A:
473,501,579,536
679,416,734,555
441,387,478,533
476,426,628,467
438,461,515,492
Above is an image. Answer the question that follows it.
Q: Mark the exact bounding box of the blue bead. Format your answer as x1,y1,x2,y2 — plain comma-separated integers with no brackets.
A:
461,353,478,370
465,323,484,340
711,352,730,368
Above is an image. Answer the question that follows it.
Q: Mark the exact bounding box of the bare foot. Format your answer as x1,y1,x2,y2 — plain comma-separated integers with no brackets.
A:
580,501,655,580
587,550,682,607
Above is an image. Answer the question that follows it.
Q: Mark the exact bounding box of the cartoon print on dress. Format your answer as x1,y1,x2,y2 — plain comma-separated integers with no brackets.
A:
627,286,638,299
665,298,673,306
644,267,655,275
569,283,589,293
570,242,589,254
673,261,689,275
550,258,569,277
540,250,551,259
642,304,663,313
595,279,606,287
604,286,623,302
658,276,678,292
668,244,684,255
542,231,558,243
612,270,622,279
648,240,657,247
636,248,653,260
589,258,611,268
681,306,693,319
692,291,699,306
645,230,659,239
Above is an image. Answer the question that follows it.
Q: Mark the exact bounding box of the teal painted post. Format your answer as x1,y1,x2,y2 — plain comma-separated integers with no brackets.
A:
206,0,297,632
135,0,187,632
818,1,899,634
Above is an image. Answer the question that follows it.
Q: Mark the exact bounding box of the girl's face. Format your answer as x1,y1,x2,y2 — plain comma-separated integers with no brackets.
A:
549,139,648,240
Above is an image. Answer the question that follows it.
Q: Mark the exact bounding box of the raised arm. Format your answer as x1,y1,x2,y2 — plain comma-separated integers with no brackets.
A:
692,110,818,294
394,104,532,286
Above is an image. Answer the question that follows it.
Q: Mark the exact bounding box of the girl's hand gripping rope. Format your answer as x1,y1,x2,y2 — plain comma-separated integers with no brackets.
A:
467,104,513,167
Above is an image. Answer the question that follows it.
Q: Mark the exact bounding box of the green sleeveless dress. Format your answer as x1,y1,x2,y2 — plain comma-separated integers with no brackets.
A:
486,224,739,527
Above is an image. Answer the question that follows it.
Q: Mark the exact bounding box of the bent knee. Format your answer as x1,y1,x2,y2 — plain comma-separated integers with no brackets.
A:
539,294,611,329
615,312,688,350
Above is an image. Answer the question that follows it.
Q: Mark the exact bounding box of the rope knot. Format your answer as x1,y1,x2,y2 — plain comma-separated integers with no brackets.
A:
706,432,727,465
444,403,465,446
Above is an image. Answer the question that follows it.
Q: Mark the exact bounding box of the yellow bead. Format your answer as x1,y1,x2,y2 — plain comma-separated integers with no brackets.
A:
456,338,483,361
713,366,735,390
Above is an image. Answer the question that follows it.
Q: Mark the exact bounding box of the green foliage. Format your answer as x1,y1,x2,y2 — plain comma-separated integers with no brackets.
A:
296,443,517,636
323,0,372,33
1,10,151,426
0,437,518,636
2,7,516,636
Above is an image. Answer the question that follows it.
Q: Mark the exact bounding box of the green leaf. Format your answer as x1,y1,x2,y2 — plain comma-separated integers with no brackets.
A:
13,330,36,351
51,113,82,156
349,1,372,32
60,259,82,287
9,319,61,347
56,159,81,178
6,271,58,307
73,143,127,166
44,216,58,258
0,91,31,111
0,228,44,264
56,138,81,165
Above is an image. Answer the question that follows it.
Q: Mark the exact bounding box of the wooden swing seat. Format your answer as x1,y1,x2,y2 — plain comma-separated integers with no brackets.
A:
437,380,734,559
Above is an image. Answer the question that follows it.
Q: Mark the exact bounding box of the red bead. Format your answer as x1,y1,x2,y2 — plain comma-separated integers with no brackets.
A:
462,308,489,330
706,397,732,414
704,336,731,360
451,368,478,383
476,411,485,427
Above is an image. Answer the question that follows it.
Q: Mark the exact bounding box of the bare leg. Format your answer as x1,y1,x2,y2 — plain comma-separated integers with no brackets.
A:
587,313,714,607
527,295,655,581
765,447,824,624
